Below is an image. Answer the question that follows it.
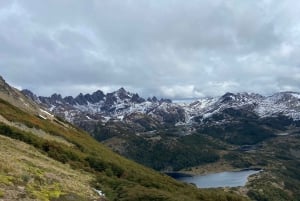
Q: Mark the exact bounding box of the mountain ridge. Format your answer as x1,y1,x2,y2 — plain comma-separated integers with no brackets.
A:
22,87,300,127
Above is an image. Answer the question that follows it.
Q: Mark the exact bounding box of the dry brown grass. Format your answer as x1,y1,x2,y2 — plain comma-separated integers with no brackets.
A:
0,135,98,200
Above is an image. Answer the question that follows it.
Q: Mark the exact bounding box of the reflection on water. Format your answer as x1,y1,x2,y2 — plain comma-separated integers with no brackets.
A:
169,170,260,188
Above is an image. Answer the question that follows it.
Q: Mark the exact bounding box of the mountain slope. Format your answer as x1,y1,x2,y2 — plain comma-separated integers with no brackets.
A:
0,76,41,115
0,76,246,201
0,135,98,201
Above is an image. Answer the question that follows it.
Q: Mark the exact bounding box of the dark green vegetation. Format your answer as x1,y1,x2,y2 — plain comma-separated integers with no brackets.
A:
0,98,246,201
89,107,300,201
223,134,300,201
197,108,280,145
91,109,284,171
90,121,224,171
125,134,220,171
198,109,300,200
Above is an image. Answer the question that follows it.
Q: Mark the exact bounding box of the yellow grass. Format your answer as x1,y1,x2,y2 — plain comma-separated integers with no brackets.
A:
0,135,98,200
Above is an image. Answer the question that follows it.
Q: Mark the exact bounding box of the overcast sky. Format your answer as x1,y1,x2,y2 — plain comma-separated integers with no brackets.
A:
1,0,300,99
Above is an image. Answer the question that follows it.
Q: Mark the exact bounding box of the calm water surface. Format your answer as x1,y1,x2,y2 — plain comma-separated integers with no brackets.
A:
170,170,260,188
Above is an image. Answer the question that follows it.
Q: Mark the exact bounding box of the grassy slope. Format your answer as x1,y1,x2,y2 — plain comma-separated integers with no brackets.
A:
0,135,98,201
0,98,247,201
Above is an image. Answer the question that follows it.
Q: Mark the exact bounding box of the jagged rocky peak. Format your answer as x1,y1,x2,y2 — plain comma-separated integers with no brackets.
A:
117,87,126,93
104,92,117,106
0,75,5,86
65,90,106,105
160,98,172,103
63,96,76,105
147,96,158,102
115,87,131,100
21,89,34,97
0,75,12,93
146,96,172,103
106,87,146,103
79,90,105,104
131,93,145,103
92,90,105,101
74,93,87,105
21,89,39,101
50,93,63,102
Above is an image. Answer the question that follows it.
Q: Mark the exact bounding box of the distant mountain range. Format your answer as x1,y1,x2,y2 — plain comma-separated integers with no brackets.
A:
22,87,300,129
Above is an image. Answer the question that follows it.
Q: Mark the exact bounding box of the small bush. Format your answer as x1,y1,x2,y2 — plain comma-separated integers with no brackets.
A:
85,156,107,172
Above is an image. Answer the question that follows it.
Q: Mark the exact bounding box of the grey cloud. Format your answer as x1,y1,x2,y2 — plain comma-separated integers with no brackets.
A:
1,0,300,98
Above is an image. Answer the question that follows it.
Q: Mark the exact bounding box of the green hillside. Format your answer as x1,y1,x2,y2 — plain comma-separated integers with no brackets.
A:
0,98,247,201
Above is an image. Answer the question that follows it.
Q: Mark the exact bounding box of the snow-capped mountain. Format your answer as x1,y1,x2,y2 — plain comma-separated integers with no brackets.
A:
21,88,183,125
22,88,300,129
186,92,300,124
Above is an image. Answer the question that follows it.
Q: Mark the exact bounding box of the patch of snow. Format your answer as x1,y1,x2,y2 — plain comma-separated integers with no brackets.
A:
203,112,213,119
291,93,300,99
64,111,73,122
173,98,197,104
38,114,47,120
117,115,124,121
103,116,111,122
49,105,56,112
230,95,236,100
93,188,105,197
40,109,54,117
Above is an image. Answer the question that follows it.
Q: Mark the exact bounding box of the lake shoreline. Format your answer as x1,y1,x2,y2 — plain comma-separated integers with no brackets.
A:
176,158,263,176
164,167,262,178
166,169,262,189
164,172,193,178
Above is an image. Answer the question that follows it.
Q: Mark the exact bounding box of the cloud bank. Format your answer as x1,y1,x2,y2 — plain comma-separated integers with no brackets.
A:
1,0,300,98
